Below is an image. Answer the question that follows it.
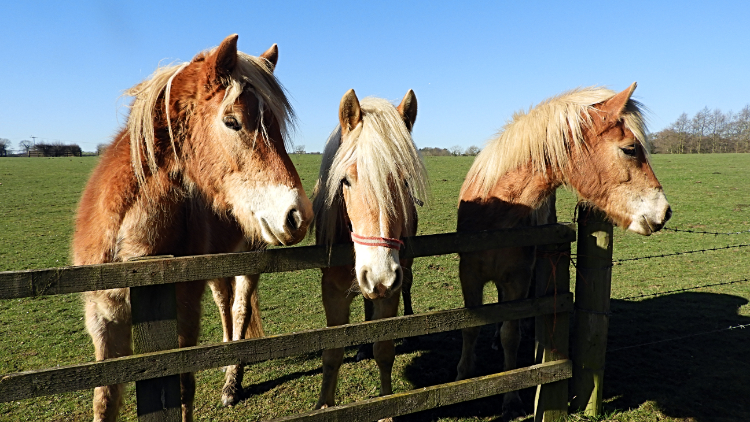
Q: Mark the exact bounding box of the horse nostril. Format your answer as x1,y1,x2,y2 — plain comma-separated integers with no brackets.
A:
286,208,301,231
665,206,672,222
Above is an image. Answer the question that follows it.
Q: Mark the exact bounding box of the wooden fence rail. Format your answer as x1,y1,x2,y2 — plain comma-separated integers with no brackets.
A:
0,224,575,299
0,294,572,403
0,222,586,421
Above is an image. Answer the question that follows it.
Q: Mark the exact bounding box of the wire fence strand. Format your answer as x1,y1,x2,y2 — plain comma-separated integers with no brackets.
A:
616,278,750,301
664,227,750,236
608,323,750,352
612,243,750,263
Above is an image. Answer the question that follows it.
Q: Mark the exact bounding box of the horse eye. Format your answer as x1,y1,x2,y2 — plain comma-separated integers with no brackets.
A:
621,145,637,157
341,178,351,187
223,116,242,131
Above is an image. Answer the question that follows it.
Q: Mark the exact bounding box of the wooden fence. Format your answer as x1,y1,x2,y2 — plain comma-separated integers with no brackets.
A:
0,210,613,421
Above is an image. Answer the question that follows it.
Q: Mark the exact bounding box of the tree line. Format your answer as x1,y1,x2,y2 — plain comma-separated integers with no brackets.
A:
0,139,83,157
650,105,750,154
420,145,480,156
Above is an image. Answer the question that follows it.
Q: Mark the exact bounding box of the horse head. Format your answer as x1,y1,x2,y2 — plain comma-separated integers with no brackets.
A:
567,83,671,235
321,89,423,299
145,34,313,245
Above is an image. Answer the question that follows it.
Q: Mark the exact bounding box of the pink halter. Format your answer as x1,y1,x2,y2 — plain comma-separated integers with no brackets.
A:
350,232,404,250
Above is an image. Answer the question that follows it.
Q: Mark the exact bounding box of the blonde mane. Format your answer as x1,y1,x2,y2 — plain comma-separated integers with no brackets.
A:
465,86,647,197
124,49,294,186
313,97,429,245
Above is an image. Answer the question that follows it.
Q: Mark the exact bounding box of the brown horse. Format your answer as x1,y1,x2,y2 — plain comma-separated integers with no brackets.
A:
455,84,671,418
312,89,427,411
73,35,313,422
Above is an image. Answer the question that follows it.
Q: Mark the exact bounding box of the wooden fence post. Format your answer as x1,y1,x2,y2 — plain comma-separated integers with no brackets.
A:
533,239,571,422
130,255,182,422
570,205,613,416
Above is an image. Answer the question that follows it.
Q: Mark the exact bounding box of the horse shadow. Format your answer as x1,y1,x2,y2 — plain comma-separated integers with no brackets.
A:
399,291,750,422
604,292,750,422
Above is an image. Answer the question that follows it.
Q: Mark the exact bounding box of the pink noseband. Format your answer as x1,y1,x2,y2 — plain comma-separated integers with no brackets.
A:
350,232,404,250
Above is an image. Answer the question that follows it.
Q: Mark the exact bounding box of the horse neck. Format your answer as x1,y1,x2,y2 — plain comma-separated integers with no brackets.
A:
458,162,560,231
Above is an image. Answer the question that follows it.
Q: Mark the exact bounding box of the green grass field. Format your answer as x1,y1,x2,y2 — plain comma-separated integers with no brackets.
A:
1,154,749,422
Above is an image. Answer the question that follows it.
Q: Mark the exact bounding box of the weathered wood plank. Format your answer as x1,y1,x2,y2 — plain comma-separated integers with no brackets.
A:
570,206,613,416
131,281,181,422
271,360,573,422
533,242,571,422
0,294,572,402
0,224,576,299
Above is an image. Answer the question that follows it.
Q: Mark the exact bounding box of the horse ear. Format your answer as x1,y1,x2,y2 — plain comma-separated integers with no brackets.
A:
602,82,637,117
260,44,279,72
208,34,239,82
397,89,418,131
339,89,362,135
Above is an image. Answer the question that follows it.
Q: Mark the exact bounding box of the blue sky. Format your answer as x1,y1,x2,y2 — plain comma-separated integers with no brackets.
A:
1,1,748,153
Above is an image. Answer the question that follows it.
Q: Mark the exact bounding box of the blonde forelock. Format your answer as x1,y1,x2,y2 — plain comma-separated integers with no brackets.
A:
313,97,429,245
124,47,295,188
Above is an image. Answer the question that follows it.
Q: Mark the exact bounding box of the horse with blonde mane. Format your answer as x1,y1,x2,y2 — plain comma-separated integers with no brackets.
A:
74,35,313,421
455,83,671,418
312,89,427,410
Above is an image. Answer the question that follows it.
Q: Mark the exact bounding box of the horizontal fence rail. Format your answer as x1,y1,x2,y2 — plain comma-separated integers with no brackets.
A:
271,360,573,422
0,293,572,403
0,223,576,299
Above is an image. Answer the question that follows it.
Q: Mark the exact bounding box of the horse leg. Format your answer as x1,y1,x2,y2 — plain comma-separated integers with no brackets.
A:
316,269,353,409
222,274,263,407
401,265,414,316
456,256,485,381
399,265,420,350
176,280,205,422
355,299,374,362
372,293,400,397
84,289,132,422
491,286,502,351
496,268,533,419
208,278,234,344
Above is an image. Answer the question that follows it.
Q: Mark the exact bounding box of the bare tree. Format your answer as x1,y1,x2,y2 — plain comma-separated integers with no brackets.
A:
293,144,306,154
691,107,710,153
735,105,750,152
0,138,9,156
671,113,691,154
96,143,109,156
464,145,481,156
707,108,727,153
449,145,463,156
19,140,32,156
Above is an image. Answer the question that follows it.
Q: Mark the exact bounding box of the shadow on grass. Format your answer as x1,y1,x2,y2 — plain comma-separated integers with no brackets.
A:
398,322,538,422
240,353,359,400
604,292,750,422
398,292,750,422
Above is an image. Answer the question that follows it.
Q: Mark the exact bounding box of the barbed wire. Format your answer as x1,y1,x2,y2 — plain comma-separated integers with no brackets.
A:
616,278,750,301
612,243,750,263
608,323,750,352
664,227,750,236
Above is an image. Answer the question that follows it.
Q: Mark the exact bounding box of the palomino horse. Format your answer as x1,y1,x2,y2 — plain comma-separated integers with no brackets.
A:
74,35,313,422
455,84,671,418
312,89,428,410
